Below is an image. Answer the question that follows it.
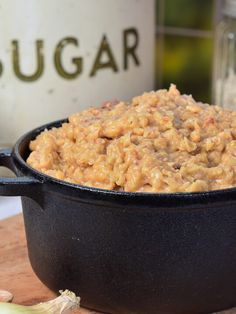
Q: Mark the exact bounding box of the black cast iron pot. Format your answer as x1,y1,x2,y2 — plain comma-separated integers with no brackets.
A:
1,120,236,314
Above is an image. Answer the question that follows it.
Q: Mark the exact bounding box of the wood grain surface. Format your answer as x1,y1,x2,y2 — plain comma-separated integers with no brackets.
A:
0,214,100,314
0,214,235,314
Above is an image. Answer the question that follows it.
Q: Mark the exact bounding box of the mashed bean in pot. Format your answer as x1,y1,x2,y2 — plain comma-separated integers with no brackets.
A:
27,85,236,193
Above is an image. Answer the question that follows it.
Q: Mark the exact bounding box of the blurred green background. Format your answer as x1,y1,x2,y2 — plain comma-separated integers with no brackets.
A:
155,0,221,103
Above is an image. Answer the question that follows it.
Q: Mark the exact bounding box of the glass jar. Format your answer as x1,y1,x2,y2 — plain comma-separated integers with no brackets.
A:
213,0,236,109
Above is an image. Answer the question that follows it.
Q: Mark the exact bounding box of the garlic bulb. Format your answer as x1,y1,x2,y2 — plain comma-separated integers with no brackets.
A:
0,290,80,314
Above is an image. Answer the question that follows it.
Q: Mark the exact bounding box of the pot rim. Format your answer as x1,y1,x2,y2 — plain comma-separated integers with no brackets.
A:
11,118,236,208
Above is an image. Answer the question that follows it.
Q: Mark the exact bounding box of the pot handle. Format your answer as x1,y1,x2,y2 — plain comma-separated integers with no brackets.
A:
0,148,43,200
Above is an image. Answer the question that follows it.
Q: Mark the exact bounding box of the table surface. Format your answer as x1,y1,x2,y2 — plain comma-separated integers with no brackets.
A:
0,214,236,314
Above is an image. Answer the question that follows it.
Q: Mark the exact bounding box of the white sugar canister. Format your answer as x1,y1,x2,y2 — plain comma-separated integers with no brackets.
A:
0,0,155,149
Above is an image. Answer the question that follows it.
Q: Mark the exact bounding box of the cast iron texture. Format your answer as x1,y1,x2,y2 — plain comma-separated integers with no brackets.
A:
0,120,236,314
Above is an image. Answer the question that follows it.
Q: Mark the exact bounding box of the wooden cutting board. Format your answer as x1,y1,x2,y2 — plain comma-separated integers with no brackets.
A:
0,214,235,314
0,214,100,314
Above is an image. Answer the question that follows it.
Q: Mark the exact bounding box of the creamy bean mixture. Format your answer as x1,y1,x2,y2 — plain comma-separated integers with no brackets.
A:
27,85,236,193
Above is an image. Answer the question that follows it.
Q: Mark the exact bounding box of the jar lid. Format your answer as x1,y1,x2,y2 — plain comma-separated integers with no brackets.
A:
224,0,236,18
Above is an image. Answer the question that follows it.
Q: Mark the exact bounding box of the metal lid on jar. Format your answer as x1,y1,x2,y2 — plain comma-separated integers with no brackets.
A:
224,0,236,18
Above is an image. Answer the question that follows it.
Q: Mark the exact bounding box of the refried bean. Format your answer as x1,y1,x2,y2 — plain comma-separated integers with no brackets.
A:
27,84,236,193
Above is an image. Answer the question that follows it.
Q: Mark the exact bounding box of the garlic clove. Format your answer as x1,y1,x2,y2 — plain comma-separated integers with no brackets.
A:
0,290,13,303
